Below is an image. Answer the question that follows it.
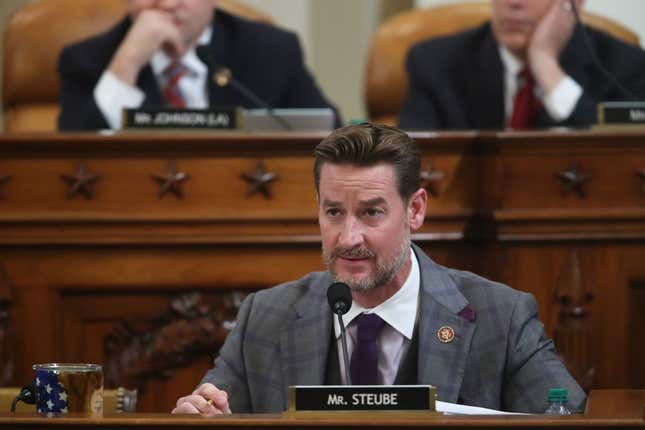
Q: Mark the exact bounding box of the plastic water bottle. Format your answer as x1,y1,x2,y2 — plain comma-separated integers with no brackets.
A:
544,388,572,415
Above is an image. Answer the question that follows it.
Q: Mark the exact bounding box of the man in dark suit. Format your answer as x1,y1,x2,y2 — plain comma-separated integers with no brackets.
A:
58,0,339,130
171,123,585,415
399,0,645,130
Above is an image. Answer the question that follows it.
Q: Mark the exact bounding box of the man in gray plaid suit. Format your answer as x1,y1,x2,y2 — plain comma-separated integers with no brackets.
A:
173,123,585,415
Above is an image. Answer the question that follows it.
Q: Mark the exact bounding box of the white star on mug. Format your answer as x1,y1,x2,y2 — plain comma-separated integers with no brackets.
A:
58,392,68,401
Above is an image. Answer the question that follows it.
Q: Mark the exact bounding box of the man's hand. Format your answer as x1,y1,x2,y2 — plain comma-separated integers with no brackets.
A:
528,0,584,94
108,9,186,86
172,383,232,415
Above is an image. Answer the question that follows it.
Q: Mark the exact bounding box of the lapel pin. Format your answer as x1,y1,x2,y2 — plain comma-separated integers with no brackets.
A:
437,326,455,343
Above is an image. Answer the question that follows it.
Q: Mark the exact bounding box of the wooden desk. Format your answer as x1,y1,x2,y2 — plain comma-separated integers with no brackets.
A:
0,390,643,430
0,130,644,411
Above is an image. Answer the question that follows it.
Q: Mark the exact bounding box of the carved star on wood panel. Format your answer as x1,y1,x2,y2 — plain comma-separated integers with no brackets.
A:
0,175,11,200
420,164,445,198
151,161,190,199
637,169,645,195
241,162,279,199
61,163,100,199
555,163,591,198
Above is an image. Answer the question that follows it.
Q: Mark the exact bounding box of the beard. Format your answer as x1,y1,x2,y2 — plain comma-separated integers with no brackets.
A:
323,232,411,293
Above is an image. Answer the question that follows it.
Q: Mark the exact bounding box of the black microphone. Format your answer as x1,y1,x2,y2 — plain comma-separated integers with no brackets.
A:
569,1,638,101
327,282,352,385
195,45,292,130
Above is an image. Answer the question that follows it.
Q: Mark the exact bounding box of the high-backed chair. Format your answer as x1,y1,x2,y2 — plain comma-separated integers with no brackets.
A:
2,0,272,133
365,2,640,125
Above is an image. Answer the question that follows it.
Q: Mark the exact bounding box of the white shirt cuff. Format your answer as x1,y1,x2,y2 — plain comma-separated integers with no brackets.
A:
543,76,583,122
93,71,145,130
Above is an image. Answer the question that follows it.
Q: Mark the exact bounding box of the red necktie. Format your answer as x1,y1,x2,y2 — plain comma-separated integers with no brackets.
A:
509,69,542,129
163,62,188,108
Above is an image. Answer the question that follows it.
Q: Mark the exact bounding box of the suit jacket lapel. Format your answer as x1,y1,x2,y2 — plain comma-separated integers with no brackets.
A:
413,245,477,403
139,65,164,106
467,24,505,129
206,10,247,107
280,273,333,404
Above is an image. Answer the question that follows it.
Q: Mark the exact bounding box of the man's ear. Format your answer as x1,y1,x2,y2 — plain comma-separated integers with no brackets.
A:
407,188,427,231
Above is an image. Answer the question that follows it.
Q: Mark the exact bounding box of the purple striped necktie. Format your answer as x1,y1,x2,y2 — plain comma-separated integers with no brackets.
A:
349,313,385,385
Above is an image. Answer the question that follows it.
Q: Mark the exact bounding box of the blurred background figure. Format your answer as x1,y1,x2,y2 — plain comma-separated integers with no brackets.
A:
57,0,340,130
398,0,645,130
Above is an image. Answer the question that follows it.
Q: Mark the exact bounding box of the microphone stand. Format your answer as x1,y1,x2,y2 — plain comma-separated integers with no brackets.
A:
225,76,293,131
335,311,352,386
569,0,637,101
196,46,293,131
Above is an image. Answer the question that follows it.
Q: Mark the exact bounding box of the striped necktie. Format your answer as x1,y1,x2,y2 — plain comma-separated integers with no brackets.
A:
163,62,188,108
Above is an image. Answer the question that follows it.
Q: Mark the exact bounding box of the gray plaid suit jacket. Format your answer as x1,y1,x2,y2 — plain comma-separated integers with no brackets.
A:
201,244,585,413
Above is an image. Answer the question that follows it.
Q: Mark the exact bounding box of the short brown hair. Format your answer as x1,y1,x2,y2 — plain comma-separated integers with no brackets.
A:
314,123,421,201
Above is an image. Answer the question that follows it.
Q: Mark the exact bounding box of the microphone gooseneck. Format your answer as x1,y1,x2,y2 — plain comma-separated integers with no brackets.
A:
327,282,353,385
569,0,637,101
196,46,293,130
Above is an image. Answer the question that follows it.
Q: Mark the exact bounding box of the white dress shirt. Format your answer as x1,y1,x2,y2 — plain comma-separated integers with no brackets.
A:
333,248,420,385
499,46,583,125
94,26,212,130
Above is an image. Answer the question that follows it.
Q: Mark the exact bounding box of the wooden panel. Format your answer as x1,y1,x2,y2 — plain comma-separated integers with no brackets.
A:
493,243,645,390
1,130,644,412
61,291,245,412
629,282,645,389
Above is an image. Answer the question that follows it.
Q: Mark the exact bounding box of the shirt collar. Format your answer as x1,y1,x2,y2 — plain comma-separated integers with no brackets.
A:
498,45,524,78
150,25,212,78
333,248,420,340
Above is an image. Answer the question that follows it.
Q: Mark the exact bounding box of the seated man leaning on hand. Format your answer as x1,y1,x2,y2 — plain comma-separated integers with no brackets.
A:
399,0,645,130
172,123,586,415
58,0,340,131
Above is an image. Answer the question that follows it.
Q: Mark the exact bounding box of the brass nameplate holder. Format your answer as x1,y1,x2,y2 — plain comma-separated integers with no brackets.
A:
287,385,436,413
597,101,645,125
123,107,239,129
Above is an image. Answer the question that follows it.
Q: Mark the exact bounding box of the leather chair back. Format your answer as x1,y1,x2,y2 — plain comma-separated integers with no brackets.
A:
2,0,272,132
364,2,640,125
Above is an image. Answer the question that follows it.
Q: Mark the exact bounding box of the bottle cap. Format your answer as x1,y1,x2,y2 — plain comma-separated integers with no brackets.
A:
548,388,568,403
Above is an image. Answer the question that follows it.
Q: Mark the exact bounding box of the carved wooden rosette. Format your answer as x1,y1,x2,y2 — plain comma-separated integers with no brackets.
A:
0,175,11,200
0,263,14,386
103,291,246,390
551,250,595,391
555,163,591,198
420,164,445,198
241,162,279,199
151,161,190,199
60,162,100,199
637,169,645,195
